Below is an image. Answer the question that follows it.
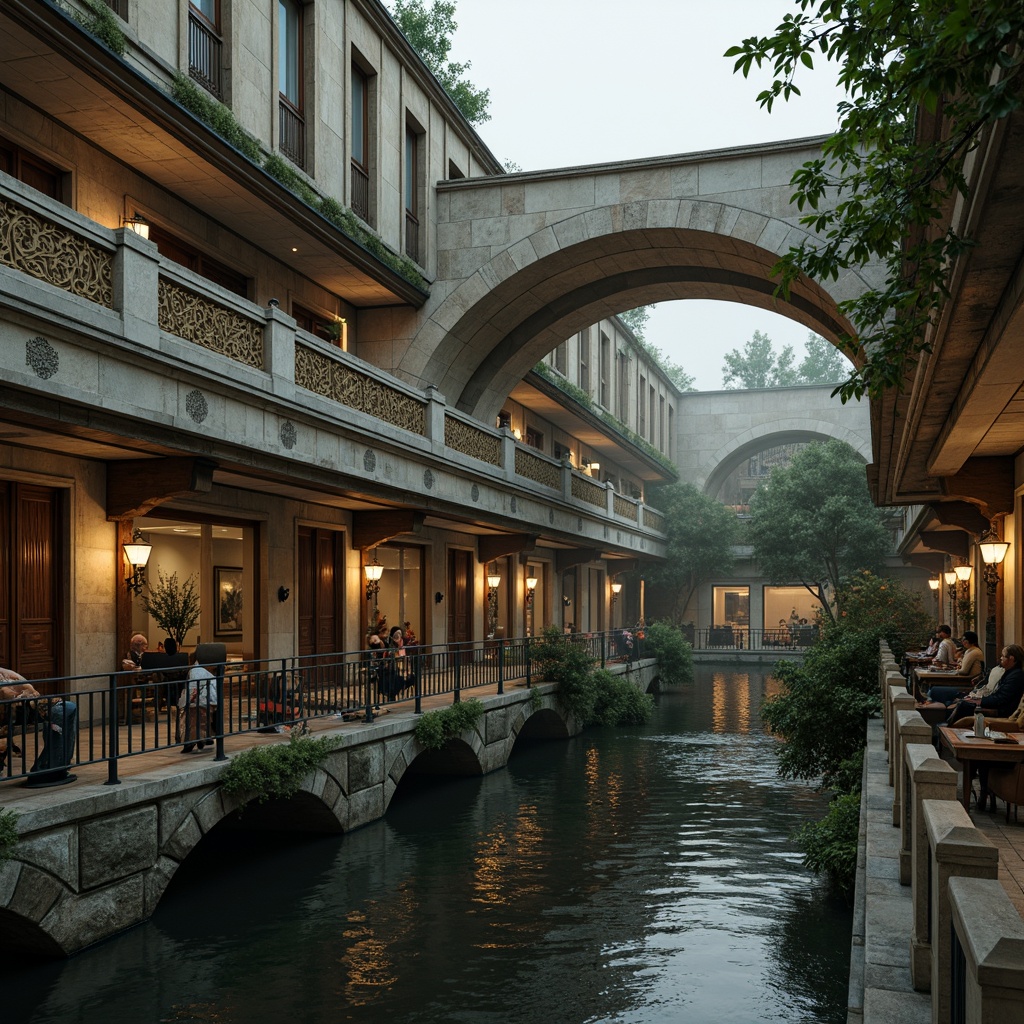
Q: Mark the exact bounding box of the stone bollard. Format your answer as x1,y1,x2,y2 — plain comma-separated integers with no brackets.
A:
888,686,917,785
924,799,999,1024
895,711,932,829
883,670,907,752
948,876,1024,1024
905,744,957,988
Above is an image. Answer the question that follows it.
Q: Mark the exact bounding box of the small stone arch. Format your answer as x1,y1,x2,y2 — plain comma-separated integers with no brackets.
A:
700,424,872,499
417,200,870,422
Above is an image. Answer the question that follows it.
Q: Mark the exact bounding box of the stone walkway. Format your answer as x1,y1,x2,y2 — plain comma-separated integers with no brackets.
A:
850,716,1024,1023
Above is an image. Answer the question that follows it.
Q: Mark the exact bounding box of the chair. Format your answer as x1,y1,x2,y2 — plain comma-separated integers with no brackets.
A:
950,695,1024,818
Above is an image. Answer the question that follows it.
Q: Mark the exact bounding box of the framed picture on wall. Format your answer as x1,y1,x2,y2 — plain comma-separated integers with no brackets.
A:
214,565,243,638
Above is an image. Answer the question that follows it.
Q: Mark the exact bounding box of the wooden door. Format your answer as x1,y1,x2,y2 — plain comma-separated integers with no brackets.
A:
297,526,343,656
0,482,64,685
447,549,471,643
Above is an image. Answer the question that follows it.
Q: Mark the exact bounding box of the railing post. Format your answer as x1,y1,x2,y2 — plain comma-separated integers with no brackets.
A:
600,632,606,669
105,673,120,785
414,649,423,714
497,640,504,695
213,662,226,761
453,645,461,704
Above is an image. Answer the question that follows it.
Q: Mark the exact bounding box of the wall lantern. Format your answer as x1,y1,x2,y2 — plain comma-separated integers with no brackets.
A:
364,552,384,602
952,564,973,583
123,211,150,239
525,575,538,606
927,578,940,591
123,529,152,596
979,537,1010,596
610,580,623,605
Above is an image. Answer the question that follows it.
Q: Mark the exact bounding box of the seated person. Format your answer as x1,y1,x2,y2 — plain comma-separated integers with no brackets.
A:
947,644,1024,725
923,630,984,703
930,624,958,668
121,633,148,671
776,619,791,645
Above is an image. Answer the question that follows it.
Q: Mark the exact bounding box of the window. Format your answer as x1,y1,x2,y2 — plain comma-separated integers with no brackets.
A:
554,341,567,375
667,404,674,458
0,136,66,203
148,224,249,298
447,159,465,179
616,350,628,421
525,427,544,451
553,441,572,463
599,331,610,408
659,395,666,451
351,61,371,221
102,0,128,18
278,0,304,167
405,121,423,263
579,328,590,393
648,384,656,442
292,302,338,345
638,376,647,436
188,0,223,99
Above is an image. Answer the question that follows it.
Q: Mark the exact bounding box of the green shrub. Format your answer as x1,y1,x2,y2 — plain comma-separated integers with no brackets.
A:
590,669,654,726
796,791,861,892
65,0,127,55
171,74,264,162
644,620,694,686
0,809,18,863
832,570,932,659
530,627,598,722
221,731,336,804
415,699,484,750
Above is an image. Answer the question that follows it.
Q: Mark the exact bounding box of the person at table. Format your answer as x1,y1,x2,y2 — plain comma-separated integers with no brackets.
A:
121,633,148,671
947,644,1024,725
929,624,958,668
922,632,997,706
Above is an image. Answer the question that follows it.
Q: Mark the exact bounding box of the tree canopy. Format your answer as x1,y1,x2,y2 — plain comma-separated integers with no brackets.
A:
391,0,490,125
647,482,739,621
722,330,851,388
727,2,1024,402
747,439,890,619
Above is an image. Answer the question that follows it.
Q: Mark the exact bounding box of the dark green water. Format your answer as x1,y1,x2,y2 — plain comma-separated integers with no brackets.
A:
7,664,852,1023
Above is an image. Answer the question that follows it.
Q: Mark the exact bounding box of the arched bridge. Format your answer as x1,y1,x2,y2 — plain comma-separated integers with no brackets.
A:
369,137,882,423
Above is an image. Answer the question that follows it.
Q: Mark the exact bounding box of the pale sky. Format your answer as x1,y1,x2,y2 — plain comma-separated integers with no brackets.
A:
444,0,850,389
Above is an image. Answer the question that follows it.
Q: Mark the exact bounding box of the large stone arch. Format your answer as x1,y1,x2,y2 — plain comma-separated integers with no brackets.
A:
416,199,873,422
700,423,872,500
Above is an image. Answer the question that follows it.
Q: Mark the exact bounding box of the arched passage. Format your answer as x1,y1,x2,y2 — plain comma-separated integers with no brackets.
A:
417,198,870,422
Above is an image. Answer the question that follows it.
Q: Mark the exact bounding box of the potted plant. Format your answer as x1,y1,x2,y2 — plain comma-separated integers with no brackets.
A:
141,569,201,646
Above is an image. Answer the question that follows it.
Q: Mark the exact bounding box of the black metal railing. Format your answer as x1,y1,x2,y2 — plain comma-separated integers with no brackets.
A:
351,161,369,220
279,99,305,168
686,626,819,652
188,11,223,99
0,631,642,786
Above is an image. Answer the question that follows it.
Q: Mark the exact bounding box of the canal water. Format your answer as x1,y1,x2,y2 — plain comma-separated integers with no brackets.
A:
7,663,852,1024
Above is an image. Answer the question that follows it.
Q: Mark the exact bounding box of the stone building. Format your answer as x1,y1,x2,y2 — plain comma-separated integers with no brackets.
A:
0,0,677,684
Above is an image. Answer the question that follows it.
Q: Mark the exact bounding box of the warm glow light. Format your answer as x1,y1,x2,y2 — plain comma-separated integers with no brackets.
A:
953,564,973,582
124,212,150,239
364,562,384,582
943,570,958,586
927,578,940,591
526,576,538,591
487,572,502,590
123,539,152,568
979,541,1009,565
610,581,623,595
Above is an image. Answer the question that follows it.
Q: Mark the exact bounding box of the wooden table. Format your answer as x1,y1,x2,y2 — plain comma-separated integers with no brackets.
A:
937,726,1024,811
911,667,972,699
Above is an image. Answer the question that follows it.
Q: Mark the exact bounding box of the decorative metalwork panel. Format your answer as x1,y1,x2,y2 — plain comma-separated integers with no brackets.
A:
515,448,560,489
644,508,665,532
158,278,263,369
572,475,605,508
0,199,113,307
444,415,501,466
614,494,638,521
295,344,425,435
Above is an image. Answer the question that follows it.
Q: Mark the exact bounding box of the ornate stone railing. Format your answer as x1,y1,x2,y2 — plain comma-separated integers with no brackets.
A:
572,474,605,508
643,507,664,532
158,276,264,370
515,448,560,489
295,342,426,435
444,414,501,466
0,196,113,308
613,494,638,521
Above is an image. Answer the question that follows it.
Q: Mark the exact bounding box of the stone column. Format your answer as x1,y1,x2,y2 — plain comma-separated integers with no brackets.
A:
896,711,933,828
905,744,957,988
263,303,296,399
888,687,916,785
948,876,1024,1024
924,799,999,1024
424,385,446,453
501,430,516,479
883,669,906,751
113,227,160,350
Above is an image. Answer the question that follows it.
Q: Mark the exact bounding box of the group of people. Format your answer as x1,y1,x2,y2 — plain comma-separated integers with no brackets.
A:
121,634,219,753
367,625,418,702
913,625,1024,727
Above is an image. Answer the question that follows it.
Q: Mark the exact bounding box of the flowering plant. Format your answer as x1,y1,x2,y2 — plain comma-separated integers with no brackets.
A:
403,621,418,646
621,629,634,650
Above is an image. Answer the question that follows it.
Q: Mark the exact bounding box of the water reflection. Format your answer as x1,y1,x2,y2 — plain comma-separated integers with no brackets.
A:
4,663,850,1024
